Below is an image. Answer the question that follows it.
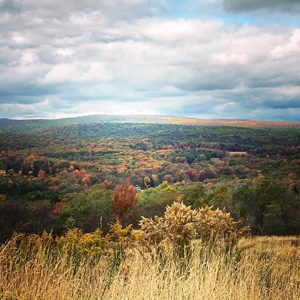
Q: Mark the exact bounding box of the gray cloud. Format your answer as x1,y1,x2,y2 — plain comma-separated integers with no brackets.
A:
0,1,299,121
223,0,300,12
0,0,168,20
0,0,20,13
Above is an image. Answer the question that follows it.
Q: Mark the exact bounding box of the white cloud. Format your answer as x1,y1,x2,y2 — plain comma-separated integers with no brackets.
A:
270,29,300,59
211,53,248,65
11,32,28,44
20,51,38,66
43,61,113,83
56,48,74,57
0,0,299,121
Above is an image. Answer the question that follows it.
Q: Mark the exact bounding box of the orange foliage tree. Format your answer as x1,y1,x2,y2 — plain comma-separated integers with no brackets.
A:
111,179,138,221
101,179,113,190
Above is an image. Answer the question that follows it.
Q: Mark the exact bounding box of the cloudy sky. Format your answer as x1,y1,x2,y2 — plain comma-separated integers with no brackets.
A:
1,0,300,121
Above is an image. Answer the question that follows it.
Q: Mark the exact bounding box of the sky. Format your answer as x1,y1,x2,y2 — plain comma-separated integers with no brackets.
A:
0,0,300,121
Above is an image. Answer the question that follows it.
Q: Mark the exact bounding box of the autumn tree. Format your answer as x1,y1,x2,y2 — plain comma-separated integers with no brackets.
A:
101,179,113,190
111,179,138,221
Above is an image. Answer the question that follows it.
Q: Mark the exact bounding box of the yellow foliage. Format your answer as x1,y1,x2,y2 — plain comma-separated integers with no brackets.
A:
135,203,249,256
196,206,249,245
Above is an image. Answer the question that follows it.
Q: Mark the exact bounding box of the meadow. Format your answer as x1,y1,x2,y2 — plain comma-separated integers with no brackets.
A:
1,234,299,300
0,118,299,299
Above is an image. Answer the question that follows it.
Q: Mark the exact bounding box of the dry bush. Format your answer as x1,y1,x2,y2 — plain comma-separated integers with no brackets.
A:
196,206,250,246
134,202,249,259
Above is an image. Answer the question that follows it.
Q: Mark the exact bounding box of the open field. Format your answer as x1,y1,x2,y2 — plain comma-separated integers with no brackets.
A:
0,235,299,300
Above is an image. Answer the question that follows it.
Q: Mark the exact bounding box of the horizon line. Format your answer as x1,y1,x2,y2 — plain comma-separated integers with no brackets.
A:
0,114,299,124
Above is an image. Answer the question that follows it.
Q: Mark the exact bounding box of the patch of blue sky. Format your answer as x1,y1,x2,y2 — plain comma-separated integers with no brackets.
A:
260,16,300,27
166,0,189,19
174,11,188,18
164,0,300,27
217,14,253,25
216,12,300,27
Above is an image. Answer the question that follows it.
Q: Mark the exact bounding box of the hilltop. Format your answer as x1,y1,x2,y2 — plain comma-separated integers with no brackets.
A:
0,114,299,134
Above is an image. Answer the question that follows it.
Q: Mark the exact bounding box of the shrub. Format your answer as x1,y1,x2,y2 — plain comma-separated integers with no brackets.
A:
134,202,249,260
196,206,250,247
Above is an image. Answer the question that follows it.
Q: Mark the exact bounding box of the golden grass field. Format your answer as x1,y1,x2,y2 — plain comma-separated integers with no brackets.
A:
0,235,299,300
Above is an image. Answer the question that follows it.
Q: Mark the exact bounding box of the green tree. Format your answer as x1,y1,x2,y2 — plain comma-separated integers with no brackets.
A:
233,178,299,234
253,178,286,234
208,184,232,209
181,183,207,209
138,182,178,218
59,185,113,233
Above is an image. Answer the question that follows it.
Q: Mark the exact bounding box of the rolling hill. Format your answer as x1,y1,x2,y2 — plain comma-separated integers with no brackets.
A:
0,114,299,134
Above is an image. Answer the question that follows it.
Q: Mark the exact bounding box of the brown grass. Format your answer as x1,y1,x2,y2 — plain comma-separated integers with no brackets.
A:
0,235,299,300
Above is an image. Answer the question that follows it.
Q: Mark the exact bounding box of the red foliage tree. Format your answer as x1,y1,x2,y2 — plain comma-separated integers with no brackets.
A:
111,179,138,221
52,202,65,215
38,169,46,178
73,169,80,178
244,167,251,173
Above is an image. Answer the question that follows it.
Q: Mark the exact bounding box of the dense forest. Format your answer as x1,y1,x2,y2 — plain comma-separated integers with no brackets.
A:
0,119,299,242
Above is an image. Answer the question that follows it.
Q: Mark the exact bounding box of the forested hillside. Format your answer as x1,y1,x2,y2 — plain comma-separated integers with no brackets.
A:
0,114,299,134
0,121,299,241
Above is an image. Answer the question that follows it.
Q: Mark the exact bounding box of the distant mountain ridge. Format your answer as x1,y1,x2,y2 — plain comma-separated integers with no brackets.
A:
0,114,299,134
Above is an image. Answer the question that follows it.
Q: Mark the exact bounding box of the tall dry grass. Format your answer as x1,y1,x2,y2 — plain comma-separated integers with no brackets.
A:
0,236,299,300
